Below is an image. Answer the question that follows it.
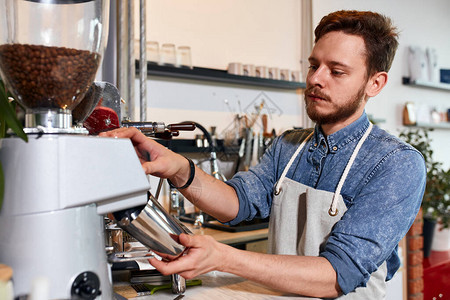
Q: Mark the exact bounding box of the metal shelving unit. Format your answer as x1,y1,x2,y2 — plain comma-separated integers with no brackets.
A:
137,61,306,90
404,122,450,130
402,77,450,92
401,77,450,130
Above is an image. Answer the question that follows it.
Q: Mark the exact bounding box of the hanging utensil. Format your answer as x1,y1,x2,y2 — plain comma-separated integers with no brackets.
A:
243,127,253,171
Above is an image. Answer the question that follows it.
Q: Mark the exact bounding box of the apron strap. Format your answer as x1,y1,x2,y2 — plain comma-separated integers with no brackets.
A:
274,131,314,195
329,123,373,216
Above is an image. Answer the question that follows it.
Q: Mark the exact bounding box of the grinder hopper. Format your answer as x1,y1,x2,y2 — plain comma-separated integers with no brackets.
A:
0,0,109,134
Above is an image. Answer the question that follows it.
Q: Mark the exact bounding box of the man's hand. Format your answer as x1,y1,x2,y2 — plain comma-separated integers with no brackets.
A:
99,127,189,183
100,127,240,222
149,232,340,298
149,233,228,279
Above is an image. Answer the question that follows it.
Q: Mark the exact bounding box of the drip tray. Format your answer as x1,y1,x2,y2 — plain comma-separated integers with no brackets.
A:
179,215,269,232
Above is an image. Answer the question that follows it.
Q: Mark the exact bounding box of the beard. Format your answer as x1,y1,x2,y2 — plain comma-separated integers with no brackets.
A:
304,84,366,125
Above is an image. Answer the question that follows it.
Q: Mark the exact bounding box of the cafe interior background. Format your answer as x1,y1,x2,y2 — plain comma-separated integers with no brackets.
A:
99,0,450,298
102,0,450,169
1,0,448,299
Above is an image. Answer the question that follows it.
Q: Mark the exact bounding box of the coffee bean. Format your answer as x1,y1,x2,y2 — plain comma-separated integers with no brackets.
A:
0,44,100,110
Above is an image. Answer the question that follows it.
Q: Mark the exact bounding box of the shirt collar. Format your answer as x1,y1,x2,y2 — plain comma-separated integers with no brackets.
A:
311,112,370,153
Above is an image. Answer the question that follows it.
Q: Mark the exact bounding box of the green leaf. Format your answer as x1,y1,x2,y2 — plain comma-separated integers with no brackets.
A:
0,82,27,142
0,114,5,138
399,127,450,229
1,79,27,211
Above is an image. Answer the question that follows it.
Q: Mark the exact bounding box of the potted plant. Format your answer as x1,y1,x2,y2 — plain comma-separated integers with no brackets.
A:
399,128,450,256
0,79,27,210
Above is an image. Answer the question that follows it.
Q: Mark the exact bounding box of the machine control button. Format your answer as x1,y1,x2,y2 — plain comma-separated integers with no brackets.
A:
71,271,102,299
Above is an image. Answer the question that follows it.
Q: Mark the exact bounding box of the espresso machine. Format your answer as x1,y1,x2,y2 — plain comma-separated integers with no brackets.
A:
0,0,190,298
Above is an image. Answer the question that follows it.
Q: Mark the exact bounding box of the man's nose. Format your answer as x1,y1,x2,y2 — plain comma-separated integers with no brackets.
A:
307,66,326,88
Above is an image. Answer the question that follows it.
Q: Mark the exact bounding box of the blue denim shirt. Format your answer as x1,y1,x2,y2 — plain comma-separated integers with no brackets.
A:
226,112,426,294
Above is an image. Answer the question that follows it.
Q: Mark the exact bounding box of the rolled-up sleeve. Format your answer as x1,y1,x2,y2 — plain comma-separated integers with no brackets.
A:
224,129,313,225
320,148,426,294
215,119,425,294
224,138,280,225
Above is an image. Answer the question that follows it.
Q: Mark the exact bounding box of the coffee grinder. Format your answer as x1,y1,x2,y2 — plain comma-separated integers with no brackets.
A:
0,0,152,298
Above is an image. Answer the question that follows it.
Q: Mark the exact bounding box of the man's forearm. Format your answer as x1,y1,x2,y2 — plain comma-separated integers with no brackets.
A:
219,245,341,298
169,159,239,223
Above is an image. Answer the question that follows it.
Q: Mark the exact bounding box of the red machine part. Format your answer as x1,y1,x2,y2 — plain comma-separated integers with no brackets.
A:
83,106,120,135
423,250,450,300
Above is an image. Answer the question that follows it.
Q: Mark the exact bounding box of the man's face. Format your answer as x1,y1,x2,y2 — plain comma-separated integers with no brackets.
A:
304,31,369,128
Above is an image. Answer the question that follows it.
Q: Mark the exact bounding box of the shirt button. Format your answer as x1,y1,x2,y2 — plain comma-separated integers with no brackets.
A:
333,146,338,151
314,143,318,147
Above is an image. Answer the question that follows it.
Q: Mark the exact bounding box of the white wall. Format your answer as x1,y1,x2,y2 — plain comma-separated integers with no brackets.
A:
138,0,302,70
313,0,450,169
130,2,450,298
132,0,450,169
132,0,306,142
137,79,303,140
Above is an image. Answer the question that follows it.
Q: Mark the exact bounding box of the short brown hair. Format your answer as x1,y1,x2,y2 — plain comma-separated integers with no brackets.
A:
314,10,399,77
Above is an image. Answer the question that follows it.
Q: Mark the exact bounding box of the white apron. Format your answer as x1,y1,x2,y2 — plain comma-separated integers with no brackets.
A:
268,124,388,299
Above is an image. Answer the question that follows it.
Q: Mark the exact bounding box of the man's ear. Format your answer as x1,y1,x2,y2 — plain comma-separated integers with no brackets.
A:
366,72,388,98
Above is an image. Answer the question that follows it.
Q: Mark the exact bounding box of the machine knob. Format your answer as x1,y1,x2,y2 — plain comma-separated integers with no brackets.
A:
71,271,102,299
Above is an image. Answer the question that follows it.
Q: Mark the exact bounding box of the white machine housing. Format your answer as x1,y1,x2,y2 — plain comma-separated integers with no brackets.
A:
0,134,150,299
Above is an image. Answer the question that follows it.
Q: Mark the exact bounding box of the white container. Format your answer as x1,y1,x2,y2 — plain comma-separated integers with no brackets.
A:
243,64,255,76
255,66,268,78
268,67,280,80
0,264,13,300
228,62,244,75
280,69,291,81
176,46,192,68
431,226,450,251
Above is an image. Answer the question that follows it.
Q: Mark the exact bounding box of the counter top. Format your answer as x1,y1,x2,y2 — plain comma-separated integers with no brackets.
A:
183,222,269,246
114,224,277,299
114,271,316,300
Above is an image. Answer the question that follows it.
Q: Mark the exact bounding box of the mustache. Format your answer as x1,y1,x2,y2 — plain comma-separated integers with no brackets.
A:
304,87,330,101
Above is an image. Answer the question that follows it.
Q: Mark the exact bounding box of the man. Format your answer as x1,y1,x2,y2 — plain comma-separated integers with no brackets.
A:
101,10,426,299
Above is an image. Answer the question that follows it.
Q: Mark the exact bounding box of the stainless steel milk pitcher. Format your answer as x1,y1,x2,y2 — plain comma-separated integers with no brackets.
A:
112,192,192,259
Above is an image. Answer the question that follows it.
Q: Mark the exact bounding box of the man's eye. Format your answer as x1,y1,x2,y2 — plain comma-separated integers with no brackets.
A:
332,70,344,76
308,65,317,71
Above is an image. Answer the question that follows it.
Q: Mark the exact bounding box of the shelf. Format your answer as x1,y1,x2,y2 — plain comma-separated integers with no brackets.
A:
404,122,450,129
402,77,450,92
137,61,306,90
